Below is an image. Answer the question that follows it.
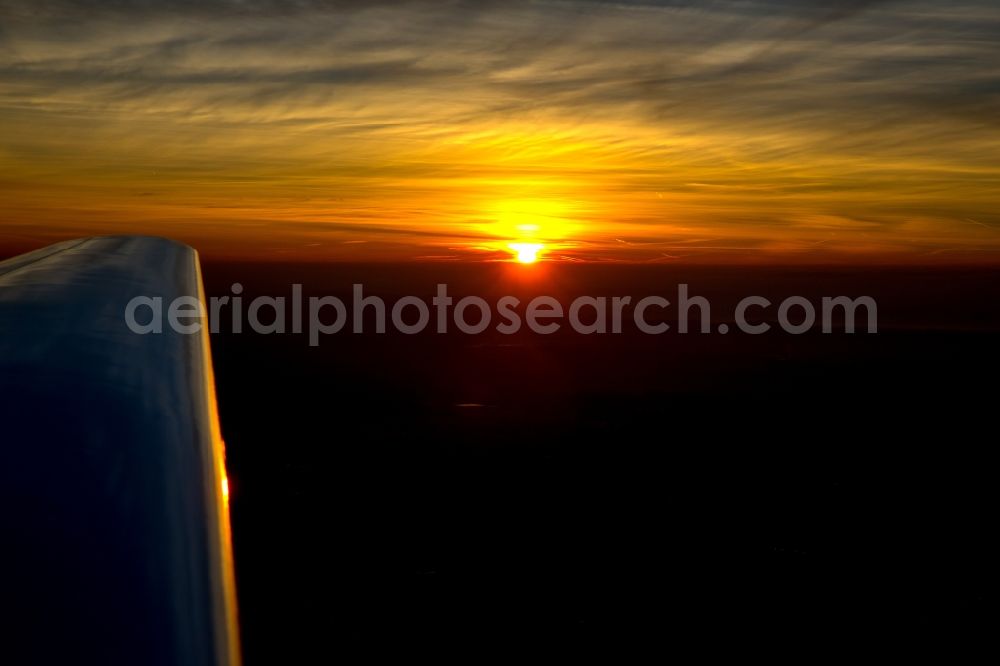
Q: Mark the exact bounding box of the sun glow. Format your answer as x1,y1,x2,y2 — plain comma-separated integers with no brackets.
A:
480,196,583,262
510,242,543,263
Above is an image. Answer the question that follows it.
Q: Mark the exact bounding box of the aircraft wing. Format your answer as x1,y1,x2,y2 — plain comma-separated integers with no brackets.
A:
0,236,240,666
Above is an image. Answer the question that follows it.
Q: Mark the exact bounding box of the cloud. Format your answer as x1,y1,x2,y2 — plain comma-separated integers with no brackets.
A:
1,0,999,259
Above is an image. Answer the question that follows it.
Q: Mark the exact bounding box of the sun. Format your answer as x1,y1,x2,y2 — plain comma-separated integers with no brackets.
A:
509,242,543,263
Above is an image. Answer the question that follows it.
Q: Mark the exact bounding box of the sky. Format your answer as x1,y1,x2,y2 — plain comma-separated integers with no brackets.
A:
1,0,999,262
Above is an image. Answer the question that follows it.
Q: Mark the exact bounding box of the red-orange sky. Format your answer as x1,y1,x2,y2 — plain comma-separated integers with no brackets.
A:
2,0,1000,263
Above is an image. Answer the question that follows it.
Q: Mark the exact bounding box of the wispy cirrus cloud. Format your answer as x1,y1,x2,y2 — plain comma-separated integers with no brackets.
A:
1,0,999,261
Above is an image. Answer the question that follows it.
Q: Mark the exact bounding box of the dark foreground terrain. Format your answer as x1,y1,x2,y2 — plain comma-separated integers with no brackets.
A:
201,263,996,661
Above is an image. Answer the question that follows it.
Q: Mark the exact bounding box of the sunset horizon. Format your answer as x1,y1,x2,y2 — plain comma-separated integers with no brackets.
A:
3,0,1000,263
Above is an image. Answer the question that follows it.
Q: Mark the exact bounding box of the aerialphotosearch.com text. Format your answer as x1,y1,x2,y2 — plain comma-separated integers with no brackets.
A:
125,283,878,345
